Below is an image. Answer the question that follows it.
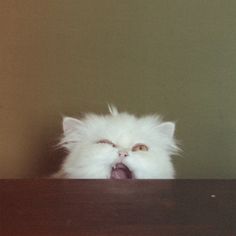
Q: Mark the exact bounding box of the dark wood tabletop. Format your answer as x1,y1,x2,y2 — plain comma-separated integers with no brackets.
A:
0,180,235,236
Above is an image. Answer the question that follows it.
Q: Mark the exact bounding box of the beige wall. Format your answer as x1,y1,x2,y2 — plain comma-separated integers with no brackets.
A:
0,1,236,178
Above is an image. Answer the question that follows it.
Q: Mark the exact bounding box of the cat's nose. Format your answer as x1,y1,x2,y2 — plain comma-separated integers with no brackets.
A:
118,151,129,158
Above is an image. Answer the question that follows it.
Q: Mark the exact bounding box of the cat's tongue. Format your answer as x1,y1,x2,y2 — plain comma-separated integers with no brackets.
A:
111,163,132,179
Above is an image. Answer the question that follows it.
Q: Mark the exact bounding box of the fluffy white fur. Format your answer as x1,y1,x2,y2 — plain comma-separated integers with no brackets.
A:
55,106,178,179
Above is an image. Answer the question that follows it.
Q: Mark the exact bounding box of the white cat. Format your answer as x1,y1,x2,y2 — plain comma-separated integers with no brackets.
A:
54,105,179,179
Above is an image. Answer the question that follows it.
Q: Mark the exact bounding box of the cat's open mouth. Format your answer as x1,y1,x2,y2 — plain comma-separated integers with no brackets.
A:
110,163,133,179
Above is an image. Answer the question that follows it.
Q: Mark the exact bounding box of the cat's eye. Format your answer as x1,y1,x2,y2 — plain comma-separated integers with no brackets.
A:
132,144,149,152
97,139,116,147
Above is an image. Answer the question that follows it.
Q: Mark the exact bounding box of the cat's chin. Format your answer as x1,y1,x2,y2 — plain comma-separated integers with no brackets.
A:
110,163,134,180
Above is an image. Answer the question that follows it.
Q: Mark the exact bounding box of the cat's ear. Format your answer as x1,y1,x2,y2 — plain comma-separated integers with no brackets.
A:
158,122,175,138
63,117,82,133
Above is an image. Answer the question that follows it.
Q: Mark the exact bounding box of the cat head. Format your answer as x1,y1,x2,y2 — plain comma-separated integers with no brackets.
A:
58,105,179,179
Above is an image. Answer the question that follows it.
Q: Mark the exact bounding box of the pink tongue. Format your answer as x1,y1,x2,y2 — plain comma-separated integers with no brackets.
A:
111,163,132,179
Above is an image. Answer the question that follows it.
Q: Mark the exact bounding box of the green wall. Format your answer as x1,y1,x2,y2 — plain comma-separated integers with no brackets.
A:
0,0,236,178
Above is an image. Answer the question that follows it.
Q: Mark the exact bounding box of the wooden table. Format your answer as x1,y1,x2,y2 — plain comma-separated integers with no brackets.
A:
0,180,235,235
